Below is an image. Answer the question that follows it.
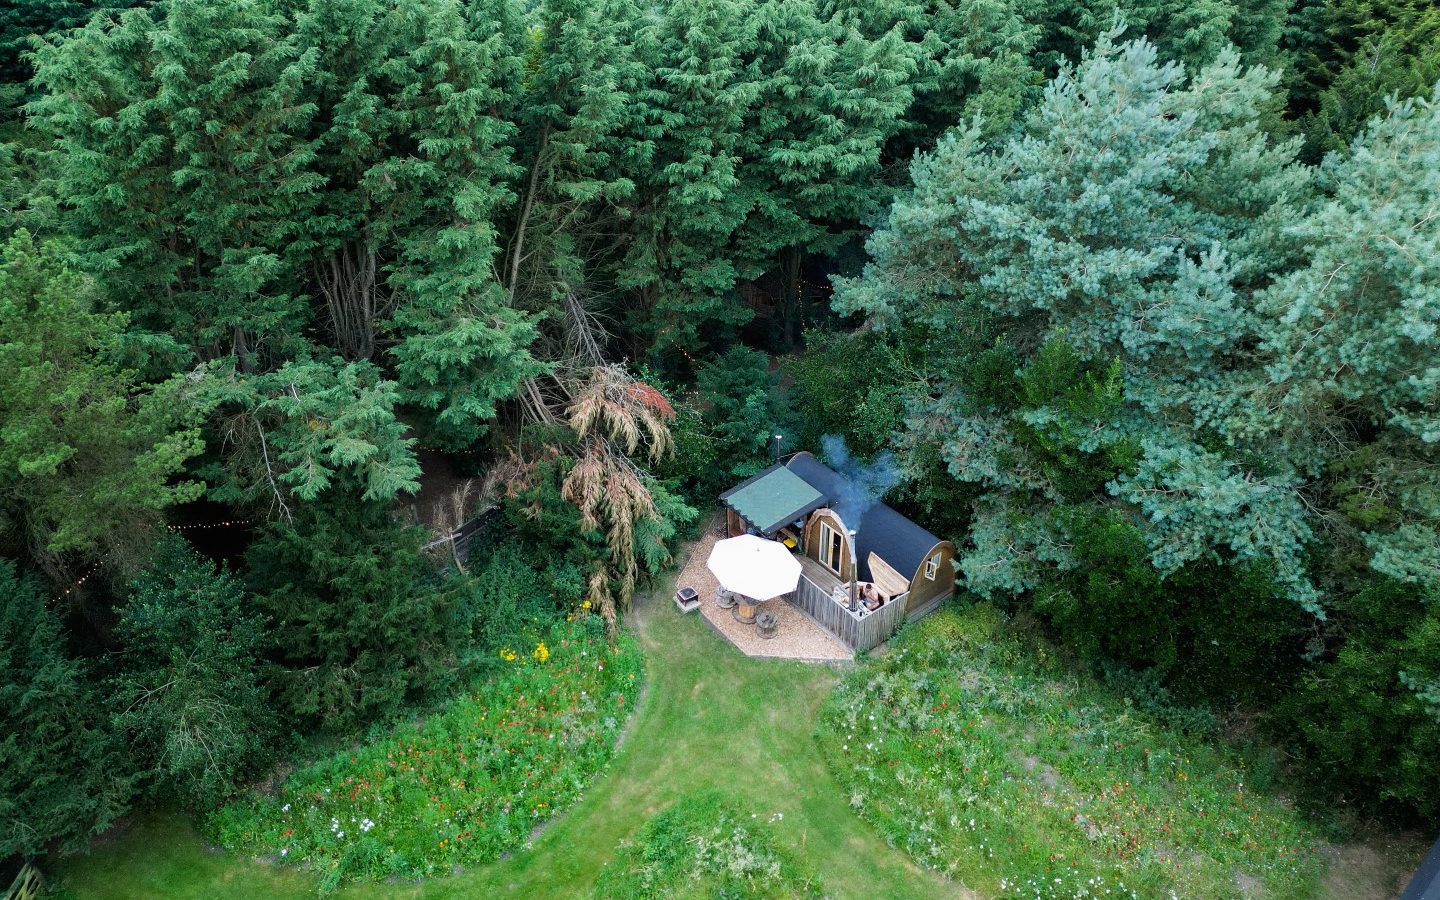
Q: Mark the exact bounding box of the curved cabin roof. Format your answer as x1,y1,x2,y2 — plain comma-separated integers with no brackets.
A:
786,452,947,583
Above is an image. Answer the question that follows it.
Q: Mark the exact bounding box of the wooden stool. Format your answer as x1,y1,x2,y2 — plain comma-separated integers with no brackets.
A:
715,588,737,609
756,611,778,639
732,595,759,624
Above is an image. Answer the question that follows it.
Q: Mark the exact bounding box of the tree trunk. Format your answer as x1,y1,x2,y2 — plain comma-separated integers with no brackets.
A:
316,238,384,361
779,246,803,351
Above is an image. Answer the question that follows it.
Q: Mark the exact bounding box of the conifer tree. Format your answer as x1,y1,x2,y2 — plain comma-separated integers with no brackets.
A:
1260,87,1440,592
835,35,1316,605
380,0,545,447
200,357,421,521
611,0,761,354
0,231,203,585
824,0,1043,151
29,0,323,368
0,560,133,859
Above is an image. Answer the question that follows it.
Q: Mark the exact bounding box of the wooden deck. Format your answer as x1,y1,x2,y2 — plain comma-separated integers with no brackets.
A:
788,555,909,653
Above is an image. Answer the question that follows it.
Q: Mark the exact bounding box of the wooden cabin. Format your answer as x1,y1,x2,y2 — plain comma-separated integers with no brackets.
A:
719,452,956,650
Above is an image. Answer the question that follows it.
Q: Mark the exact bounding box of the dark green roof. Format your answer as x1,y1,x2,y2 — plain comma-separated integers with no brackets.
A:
720,463,826,535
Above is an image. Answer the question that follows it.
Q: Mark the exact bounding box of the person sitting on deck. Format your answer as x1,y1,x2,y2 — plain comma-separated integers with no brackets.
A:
860,582,884,612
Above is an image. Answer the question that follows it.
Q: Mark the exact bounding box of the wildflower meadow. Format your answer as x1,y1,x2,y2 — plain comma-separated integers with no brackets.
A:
592,791,824,899
211,617,641,891
817,604,1327,899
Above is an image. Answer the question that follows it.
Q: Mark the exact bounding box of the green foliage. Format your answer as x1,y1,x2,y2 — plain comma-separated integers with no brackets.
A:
110,538,279,810
825,0,1043,152
245,491,469,732
1038,510,1304,706
609,0,917,355
783,329,908,457
460,539,587,655
0,230,203,579
818,604,1326,898
212,618,641,891
836,34,1318,605
1288,0,1440,158
592,791,824,899
200,357,420,516
694,346,787,485
1034,0,1287,73
0,0,140,86
1280,579,1440,819
29,0,324,367
1260,90,1440,595
0,560,133,859
29,0,544,444
501,452,697,604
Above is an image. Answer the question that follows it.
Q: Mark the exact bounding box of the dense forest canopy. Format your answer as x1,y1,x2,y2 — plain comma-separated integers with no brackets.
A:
1,0,1437,884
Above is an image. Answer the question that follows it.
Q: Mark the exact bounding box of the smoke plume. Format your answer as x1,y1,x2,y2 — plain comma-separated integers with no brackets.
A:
820,434,900,522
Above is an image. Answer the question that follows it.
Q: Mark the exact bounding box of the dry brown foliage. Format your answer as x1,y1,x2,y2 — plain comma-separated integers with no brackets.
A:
488,366,676,641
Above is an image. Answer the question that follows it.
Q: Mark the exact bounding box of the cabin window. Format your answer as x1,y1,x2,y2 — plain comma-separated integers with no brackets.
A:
924,551,942,581
818,521,844,574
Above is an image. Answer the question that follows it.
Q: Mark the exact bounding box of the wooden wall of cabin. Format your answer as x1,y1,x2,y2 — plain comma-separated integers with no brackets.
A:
906,541,956,613
801,508,853,583
725,507,746,537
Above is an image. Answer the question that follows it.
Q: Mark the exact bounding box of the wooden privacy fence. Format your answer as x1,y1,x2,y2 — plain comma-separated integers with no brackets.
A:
788,574,909,653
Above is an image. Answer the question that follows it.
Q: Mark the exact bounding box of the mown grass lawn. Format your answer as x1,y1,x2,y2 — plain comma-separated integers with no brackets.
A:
52,549,1416,900
818,604,1327,899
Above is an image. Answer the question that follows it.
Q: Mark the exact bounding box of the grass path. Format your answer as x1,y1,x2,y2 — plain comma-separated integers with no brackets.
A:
58,561,953,899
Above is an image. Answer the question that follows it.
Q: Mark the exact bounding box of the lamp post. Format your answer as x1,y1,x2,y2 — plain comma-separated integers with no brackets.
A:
771,433,784,462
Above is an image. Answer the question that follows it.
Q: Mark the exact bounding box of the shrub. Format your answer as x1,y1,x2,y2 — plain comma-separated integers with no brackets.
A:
0,561,133,858
694,346,787,485
245,491,472,732
110,538,279,809
592,791,823,899
1278,578,1440,820
212,617,641,891
1035,509,1306,706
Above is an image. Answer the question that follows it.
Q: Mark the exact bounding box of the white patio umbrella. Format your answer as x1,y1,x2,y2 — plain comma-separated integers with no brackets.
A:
706,534,802,601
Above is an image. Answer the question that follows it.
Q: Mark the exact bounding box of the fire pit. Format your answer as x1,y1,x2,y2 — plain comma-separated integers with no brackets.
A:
674,586,700,613
755,611,778,639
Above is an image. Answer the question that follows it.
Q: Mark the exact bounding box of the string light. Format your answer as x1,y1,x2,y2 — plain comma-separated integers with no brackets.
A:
59,561,104,598
165,519,251,532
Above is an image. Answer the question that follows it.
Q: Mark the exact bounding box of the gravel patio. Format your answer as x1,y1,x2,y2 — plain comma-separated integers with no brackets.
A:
675,519,852,664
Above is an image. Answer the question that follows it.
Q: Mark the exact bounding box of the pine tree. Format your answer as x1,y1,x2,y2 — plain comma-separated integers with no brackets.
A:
733,0,916,344
1260,87,1440,592
835,35,1316,605
0,0,140,86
